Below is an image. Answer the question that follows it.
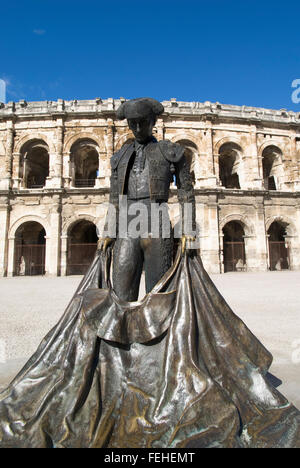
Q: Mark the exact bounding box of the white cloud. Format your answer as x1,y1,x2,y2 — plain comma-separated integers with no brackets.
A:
33,29,46,35
0,79,6,103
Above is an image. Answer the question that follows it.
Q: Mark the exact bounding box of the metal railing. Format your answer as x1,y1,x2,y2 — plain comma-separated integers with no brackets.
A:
223,241,246,273
268,241,289,270
67,243,98,275
26,184,45,189
15,244,46,276
74,179,96,188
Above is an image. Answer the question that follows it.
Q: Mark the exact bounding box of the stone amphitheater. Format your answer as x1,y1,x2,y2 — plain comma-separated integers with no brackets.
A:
0,97,300,277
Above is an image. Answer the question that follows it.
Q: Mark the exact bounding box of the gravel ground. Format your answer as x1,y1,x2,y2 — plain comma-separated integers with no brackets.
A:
0,270,299,409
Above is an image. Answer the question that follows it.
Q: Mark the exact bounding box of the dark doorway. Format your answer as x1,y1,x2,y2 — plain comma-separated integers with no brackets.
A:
268,221,289,271
219,143,241,189
176,140,197,185
70,140,99,188
67,220,98,275
262,146,282,191
223,221,246,272
20,140,50,189
14,222,46,275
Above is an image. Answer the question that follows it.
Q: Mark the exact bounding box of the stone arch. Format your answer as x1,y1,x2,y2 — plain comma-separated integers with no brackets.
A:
68,138,102,187
63,132,106,154
170,133,201,153
221,218,248,273
171,136,201,185
174,139,198,180
214,136,245,155
266,216,293,271
15,133,55,154
260,144,284,190
62,214,97,237
18,139,50,188
265,215,296,237
11,218,48,276
65,215,98,275
114,132,135,151
218,141,244,189
258,140,285,157
68,218,98,242
219,214,255,237
9,215,49,240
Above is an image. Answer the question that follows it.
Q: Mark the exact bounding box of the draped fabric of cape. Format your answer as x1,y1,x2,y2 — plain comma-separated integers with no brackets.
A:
0,248,300,448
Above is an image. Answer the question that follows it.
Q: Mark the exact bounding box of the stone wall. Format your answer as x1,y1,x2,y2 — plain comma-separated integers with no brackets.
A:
0,98,299,276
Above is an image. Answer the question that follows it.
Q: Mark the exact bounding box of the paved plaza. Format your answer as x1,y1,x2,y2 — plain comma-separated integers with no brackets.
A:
0,270,299,409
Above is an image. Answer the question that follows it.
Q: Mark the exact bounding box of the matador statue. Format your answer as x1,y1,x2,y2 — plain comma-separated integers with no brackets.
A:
1,99,300,448
98,97,196,301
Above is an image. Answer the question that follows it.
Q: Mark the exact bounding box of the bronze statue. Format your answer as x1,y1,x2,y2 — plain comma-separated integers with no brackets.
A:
98,97,196,301
0,98,300,449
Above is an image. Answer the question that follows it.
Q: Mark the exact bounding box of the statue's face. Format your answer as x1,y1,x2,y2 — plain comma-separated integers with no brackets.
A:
127,116,155,144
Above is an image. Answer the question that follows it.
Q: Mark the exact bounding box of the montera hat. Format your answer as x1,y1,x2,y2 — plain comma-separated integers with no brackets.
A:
116,97,164,120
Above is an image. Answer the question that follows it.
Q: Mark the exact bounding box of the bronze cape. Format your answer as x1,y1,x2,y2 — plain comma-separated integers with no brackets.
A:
0,249,300,448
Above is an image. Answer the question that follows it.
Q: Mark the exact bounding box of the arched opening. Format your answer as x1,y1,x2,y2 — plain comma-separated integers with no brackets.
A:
268,221,289,270
175,139,197,185
67,220,98,275
262,146,283,191
70,139,99,188
219,143,242,189
20,140,49,188
14,222,46,275
222,221,246,272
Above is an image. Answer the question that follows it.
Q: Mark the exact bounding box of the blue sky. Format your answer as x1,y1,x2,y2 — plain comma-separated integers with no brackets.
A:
1,0,300,110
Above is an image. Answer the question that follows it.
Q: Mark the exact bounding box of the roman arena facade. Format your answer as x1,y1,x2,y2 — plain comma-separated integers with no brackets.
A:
0,97,300,276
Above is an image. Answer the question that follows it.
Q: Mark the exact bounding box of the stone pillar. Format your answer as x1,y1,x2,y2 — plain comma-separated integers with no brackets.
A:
47,197,62,276
280,137,293,190
96,120,114,189
45,152,55,187
290,133,300,190
200,196,220,273
219,232,224,273
156,118,164,141
12,152,22,189
295,204,300,267
63,151,72,187
254,200,269,271
106,119,114,158
265,234,271,270
95,153,109,188
55,124,64,187
0,198,10,276
7,236,15,277
46,125,64,188
204,122,218,187
3,124,14,190
44,236,51,276
60,235,68,276
284,235,299,270
243,235,258,271
22,156,28,188
250,125,264,190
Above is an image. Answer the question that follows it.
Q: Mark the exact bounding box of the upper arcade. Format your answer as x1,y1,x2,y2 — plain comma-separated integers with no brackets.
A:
0,98,300,126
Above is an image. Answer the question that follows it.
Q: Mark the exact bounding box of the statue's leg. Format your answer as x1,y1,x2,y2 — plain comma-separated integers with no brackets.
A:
142,236,174,293
112,237,143,301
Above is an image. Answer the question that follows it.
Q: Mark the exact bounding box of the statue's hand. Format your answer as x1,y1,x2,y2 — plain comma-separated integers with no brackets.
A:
97,237,115,253
181,235,196,255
